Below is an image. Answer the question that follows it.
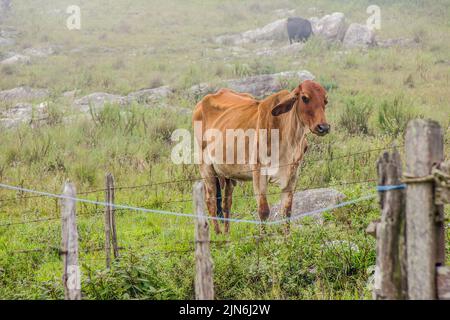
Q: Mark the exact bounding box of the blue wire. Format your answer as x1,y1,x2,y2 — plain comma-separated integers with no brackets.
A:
0,182,376,225
376,184,406,192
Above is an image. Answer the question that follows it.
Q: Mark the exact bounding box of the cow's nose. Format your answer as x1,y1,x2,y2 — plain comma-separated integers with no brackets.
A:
316,124,330,134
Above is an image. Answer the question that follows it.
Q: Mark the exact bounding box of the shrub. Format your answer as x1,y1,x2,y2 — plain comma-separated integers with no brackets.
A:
231,62,252,78
150,116,179,143
149,75,164,88
338,95,373,135
377,95,420,137
249,60,276,75
301,37,330,57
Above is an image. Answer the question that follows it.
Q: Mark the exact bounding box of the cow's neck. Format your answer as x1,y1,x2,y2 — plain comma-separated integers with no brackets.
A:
279,103,307,164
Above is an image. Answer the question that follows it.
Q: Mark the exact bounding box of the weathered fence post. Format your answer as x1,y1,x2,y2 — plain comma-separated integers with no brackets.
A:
104,173,118,268
109,174,119,260
373,147,407,299
405,119,444,300
193,181,214,300
61,181,81,300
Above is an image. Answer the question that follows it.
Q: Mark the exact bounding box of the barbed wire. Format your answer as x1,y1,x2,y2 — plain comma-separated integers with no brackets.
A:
152,177,377,205
0,143,397,204
0,207,112,228
0,181,377,226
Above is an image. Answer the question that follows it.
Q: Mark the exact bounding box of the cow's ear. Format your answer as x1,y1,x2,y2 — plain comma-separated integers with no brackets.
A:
271,87,301,116
271,96,297,116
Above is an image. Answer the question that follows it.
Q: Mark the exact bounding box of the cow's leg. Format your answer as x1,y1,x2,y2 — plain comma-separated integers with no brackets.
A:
199,164,222,234
222,179,235,234
280,185,295,234
280,164,299,234
253,168,269,234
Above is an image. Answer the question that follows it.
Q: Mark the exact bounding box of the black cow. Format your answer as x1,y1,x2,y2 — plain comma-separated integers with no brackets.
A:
287,17,313,44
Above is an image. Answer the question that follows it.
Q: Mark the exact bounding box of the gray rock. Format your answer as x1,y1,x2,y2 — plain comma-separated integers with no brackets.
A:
62,89,80,99
0,26,19,38
22,46,57,58
343,23,376,48
0,36,14,46
190,70,315,98
268,188,346,222
227,70,314,97
1,0,11,10
215,19,287,45
0,102,47,128
310,17,320,34
0,1,11,21
0,86,49,102
312,12,347,41
127,86,173,104
240,19,287,44
189,83,216,98
1,54,30,65
73,92,127,112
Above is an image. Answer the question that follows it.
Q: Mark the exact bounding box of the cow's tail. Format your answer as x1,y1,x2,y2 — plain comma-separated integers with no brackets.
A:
215,177,223,219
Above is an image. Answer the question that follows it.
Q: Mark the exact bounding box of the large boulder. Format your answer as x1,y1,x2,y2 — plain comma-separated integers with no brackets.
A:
0,36,14,46
1,54,30,65
0,26,19,38
23,46,57,58
240,19,287,43
73,92,127,112
0,102,47,128
310,17,320,34
268,188,346,222
190,70,314,98
0,86,49,103
127,86,173,104
215,19,287,45
0,0,11,20
343,23,376,48
312,12,346,41
226,70,314,97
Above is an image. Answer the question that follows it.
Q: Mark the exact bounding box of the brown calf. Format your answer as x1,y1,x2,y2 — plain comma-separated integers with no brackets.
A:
193,80,330,234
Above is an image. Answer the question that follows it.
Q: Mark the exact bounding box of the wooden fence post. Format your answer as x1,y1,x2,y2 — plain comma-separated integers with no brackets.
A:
105,173,119,268
373,148,407,299
61,181,81,300
193,181,214,300
405,119,444,300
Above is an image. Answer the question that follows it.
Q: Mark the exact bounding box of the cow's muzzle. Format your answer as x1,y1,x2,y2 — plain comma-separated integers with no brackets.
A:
315,123,330,136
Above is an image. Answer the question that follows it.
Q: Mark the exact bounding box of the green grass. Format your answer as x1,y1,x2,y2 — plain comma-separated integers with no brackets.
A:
0,0,449,300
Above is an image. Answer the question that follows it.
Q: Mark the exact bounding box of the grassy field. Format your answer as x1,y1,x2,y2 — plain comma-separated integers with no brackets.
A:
0,0,449,299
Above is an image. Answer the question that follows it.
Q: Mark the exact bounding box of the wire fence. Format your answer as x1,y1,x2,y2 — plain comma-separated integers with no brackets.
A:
0,143,405,264
0,143,395,204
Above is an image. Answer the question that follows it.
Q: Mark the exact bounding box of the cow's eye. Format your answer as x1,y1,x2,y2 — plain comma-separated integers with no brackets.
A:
324,99,328,105
301,96,309,104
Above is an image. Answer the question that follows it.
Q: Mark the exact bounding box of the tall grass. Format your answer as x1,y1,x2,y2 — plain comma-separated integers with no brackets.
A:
0,0,449,300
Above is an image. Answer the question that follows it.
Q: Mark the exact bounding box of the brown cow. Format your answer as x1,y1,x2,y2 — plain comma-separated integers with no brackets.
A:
193,80,330,234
